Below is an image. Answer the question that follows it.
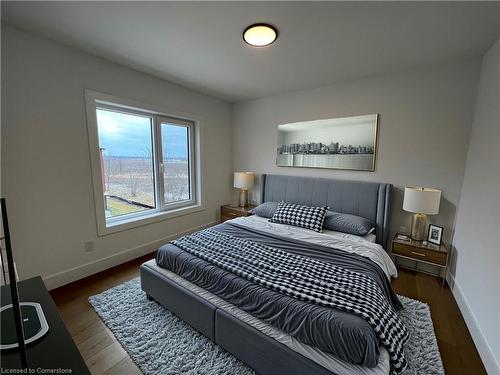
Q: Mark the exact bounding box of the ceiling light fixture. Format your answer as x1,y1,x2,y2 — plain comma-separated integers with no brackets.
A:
243,23,278,47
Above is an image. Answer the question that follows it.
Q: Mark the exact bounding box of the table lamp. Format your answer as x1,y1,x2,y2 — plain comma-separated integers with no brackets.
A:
403,186,441,241
234,172,254,208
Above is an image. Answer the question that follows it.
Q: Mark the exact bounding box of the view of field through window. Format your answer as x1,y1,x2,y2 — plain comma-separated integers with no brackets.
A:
162,123,191,204
96,109,191,219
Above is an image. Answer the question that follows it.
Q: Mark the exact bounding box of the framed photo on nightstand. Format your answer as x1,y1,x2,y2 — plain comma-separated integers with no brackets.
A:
427,224,443,245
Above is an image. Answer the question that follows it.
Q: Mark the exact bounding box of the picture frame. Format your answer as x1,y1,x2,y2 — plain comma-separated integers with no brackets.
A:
427,224,443,245
276,114,378,171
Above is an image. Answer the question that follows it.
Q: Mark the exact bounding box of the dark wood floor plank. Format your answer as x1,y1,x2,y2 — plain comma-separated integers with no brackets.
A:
102,357,143,375
86,341,128,374
78,325,116,359
50,255,486,375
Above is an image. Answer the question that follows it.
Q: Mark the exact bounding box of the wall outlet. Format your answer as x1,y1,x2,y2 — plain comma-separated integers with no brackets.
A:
399,226,407,234
84,240,95,252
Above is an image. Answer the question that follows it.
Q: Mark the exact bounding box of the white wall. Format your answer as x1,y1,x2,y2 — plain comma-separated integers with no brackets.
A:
1,26,233,289
451,37,500,375
233,61,481,246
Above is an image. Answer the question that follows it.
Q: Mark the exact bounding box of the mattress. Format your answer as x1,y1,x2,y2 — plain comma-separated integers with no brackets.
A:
143,259,390,375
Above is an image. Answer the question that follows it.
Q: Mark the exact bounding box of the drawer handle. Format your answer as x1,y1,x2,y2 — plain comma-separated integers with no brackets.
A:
411,251,426,257
226,212,238,217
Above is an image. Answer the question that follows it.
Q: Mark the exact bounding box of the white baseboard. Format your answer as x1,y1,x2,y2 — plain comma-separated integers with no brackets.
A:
447,272,500,375
43,221,218,290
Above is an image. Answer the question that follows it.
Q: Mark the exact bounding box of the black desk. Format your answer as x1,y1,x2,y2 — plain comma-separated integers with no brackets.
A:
1,276,90,374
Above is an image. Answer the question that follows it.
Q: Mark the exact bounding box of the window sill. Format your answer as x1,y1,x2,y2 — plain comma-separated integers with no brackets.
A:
97,203,205,236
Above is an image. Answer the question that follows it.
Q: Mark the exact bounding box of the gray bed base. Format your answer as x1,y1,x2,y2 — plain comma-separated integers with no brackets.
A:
141,263,336,375
140,174,394,374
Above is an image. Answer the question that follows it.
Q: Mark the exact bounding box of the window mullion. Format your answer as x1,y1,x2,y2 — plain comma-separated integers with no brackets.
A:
154,115,165,211
190,124,195,202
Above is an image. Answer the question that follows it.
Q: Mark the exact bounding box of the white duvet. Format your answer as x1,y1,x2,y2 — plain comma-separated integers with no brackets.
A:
230,215,398,279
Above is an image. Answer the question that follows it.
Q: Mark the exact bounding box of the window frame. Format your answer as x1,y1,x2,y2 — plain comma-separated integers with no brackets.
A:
85,90,203,236
157,116,196,211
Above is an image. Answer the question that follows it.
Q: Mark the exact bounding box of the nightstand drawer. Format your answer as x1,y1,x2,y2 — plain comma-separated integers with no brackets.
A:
220,205,254,223
221,213,240,222
221,206,249,217
392,242,447,266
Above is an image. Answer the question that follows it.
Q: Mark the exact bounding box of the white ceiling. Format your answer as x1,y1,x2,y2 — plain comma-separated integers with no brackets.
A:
2,2,500,102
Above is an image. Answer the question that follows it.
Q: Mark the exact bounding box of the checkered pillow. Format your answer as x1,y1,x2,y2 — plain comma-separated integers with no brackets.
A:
269,201,329,232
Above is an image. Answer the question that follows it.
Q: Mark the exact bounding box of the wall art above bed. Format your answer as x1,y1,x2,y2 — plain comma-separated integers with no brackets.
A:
276,114,378,171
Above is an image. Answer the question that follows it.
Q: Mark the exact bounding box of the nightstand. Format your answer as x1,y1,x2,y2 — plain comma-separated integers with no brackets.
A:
220,204,256,223
392,234,449,287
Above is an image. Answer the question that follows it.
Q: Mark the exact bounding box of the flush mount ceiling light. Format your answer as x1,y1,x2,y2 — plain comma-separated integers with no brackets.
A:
243,23,278,47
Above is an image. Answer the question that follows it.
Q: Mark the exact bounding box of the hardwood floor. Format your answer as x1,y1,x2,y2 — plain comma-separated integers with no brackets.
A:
50,255,486,375
50,254,150,375
391,271,486,375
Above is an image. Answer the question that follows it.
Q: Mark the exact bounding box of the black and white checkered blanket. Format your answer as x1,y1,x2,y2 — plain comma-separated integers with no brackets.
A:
172,229,409,374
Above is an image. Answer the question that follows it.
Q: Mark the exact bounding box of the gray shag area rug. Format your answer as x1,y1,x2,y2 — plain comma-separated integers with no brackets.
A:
89,278,444,375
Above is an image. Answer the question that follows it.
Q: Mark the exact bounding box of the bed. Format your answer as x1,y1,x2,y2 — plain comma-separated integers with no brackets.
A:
141,174,403,375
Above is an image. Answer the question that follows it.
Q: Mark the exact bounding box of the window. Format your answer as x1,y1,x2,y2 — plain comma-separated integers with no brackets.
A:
160,120,192,204
85,91,200,234
97,108,156,219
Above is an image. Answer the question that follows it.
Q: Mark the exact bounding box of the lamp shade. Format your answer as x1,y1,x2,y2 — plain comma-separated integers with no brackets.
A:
233,172,254,189
403,187,441,215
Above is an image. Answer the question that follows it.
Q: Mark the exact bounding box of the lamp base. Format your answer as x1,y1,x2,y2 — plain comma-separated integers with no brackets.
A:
238,189,249,208
411,213,427,241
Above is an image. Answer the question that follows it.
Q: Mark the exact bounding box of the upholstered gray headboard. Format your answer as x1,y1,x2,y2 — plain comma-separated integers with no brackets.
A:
261,174,393,249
